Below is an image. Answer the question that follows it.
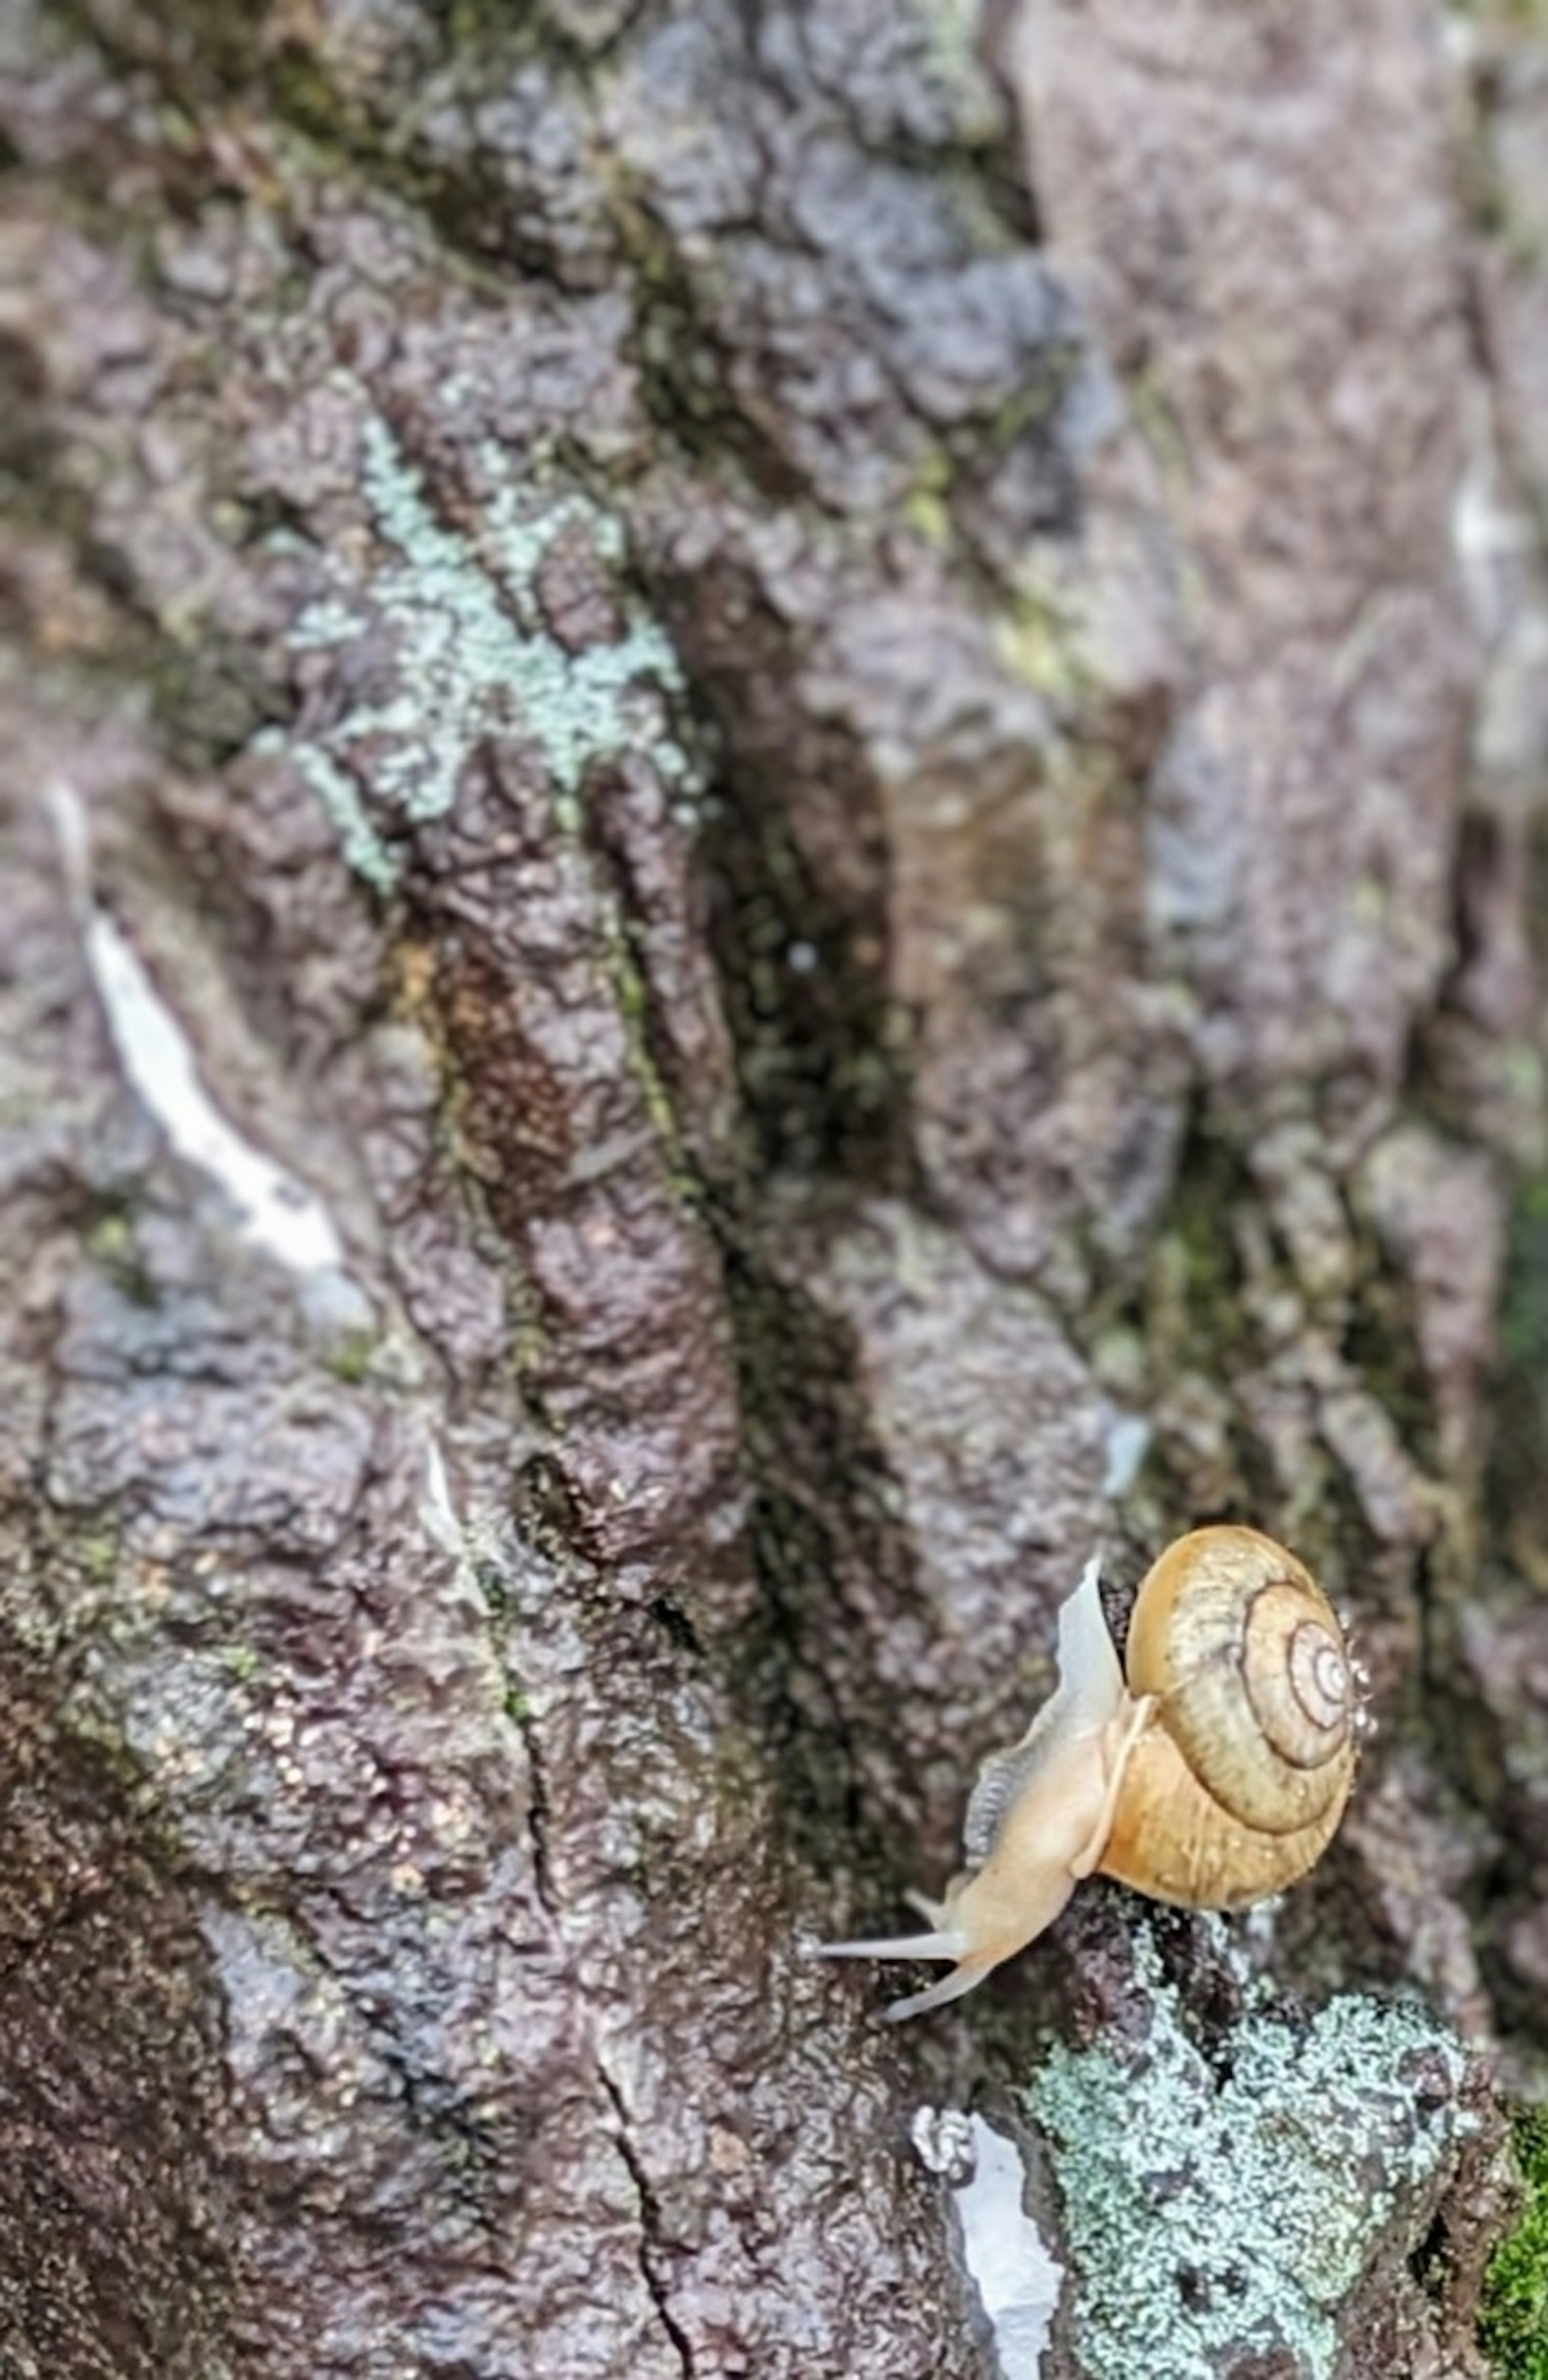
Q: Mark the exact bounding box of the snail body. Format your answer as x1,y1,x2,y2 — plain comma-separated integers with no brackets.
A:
813,1525,1360,2020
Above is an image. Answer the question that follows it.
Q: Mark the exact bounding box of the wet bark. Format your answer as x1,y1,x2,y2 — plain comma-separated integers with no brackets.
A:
0,0,1544,2374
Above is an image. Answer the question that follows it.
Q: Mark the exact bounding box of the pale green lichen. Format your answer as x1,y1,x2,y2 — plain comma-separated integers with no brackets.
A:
288,745,399,894
257,387,697,886
1028,1927,1469,2380
915,0,1010,145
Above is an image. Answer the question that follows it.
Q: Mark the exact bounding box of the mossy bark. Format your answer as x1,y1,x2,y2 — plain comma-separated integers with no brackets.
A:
0,0,1544,2374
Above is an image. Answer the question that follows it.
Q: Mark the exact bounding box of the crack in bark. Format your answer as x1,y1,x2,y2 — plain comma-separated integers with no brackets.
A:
508,1693,557,1926
597,2065,695,2380
506,1645,698,2373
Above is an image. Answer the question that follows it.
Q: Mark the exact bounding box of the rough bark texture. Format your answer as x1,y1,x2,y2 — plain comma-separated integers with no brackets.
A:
1,0,1545,2375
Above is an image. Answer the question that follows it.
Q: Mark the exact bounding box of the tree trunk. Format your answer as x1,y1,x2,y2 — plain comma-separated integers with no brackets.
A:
0,0,1544,2374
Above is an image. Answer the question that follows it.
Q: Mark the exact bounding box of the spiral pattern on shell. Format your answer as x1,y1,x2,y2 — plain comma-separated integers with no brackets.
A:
1120,1524,1358,1846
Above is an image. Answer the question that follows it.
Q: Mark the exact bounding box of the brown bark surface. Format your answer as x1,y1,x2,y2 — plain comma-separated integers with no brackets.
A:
1,0,1545,2374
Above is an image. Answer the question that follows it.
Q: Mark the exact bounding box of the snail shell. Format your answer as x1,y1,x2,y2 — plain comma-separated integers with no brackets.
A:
811,1524,1361,2019
1097,1525,1358,1909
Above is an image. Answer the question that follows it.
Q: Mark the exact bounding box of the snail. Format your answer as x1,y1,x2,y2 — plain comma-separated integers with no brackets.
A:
812,1526,1363,2020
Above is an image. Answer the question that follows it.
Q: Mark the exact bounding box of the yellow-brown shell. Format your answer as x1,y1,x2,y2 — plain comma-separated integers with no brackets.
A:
1097,1525,1358,1909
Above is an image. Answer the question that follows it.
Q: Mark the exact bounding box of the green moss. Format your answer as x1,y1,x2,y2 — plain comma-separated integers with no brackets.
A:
266,48,351,145
1481,2109,1548,2377
1029,1927,1468,2380
1453,0,1548,29
79,1531,121,1585
993,588,1087,706
902,482,953,547
1137,1114,1257,1395
1499,1174,1548,1374
914,0,1006,140
1166,1135,1250,1314
87,1210,159,1307
322,1331,379,1387
1340,1253,1436,1469
1486,1167,1548,1559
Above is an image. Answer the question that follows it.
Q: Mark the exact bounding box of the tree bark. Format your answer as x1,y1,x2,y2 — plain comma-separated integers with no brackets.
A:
0,0,1544,2374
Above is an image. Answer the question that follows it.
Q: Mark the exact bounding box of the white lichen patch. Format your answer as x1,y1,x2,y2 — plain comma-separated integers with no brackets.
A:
1027,1929,1469,2380
256,389,697,887
52,781,349,1283
419,1438,466,1559
913,2108,1063,2378
1099,1407,1151,1501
